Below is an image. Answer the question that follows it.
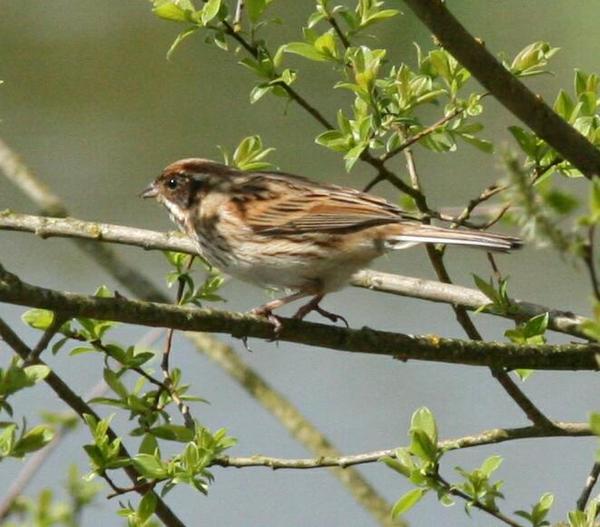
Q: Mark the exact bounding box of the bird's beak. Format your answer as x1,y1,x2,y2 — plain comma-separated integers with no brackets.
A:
139,182,158,199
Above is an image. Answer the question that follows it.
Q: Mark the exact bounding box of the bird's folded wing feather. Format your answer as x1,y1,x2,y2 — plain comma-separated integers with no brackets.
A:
238,178,412,234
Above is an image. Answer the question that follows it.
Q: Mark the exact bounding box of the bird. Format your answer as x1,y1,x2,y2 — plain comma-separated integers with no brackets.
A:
141,158,521,330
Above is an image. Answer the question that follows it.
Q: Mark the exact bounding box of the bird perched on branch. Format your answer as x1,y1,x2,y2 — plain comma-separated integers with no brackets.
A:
142,159,521,330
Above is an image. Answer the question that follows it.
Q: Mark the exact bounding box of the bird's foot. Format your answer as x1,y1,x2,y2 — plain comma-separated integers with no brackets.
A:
250,305,284,341
293,297,349,328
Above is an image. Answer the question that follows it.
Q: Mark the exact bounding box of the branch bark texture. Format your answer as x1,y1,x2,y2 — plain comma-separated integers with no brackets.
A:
0,264,597,370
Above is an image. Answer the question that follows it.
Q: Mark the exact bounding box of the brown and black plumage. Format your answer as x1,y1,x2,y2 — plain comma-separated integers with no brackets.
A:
142,159,521,326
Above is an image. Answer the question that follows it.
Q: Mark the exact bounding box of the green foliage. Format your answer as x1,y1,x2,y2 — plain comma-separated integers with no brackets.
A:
515,493,554,527
164,251,225,305
567,498,599,527
382,407,447,518
219,135,276,171
0,357,50,415
472,274,514,315
505,312,547,348
508,42,559,77
0,422,54,460
454,455,505,515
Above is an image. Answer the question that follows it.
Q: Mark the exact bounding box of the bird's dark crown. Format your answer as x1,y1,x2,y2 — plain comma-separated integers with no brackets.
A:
147,158,240,208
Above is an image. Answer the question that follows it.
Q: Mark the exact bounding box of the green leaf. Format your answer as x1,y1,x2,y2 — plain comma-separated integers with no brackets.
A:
13,425,54,457
23,365,50,384
459,133,494,153
282,42,329,62
515,369,534,381
247,0,267,23
133,453,168,479
391,488,426,518
139,434,160,456
22,309,55,330
153,3,189,22
410,429,438,463
138,491,158,523
103,369,128,400
554,89,574,119
200,0,221,25
480,455,503,478
410,407,438,445
166,27,199,60
148,424,195,442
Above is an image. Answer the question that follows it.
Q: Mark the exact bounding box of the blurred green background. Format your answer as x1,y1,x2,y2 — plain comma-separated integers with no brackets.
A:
1,1,598,525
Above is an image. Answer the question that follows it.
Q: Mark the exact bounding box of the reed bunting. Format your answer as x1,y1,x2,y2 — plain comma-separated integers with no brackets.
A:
141,159,521,329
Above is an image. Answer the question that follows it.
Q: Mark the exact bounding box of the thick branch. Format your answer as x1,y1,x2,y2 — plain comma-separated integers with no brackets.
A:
0,212,589,340
213,421,590,470
0,264,598,370
403,0,600,178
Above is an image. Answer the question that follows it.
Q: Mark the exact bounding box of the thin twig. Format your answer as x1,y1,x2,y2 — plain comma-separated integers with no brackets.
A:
161,255,196,429
380,108,463,163
436,474,524,527
325,12,350,49
211,421,590,470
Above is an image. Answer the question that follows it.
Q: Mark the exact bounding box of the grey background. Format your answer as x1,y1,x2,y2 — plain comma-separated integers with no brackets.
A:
0,1,598,526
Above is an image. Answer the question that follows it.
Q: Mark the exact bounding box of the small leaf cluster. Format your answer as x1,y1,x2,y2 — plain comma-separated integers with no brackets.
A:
382,407,557,524
567,499,600,527
0,356,54,462
164,252,225,306
219,135,276,171
515,493,554,527
311,44,489,170
133,425,236,496
0,357,49,415
472,274,514,315
454,456,505,516
381,407,448,518
0,421,54,461
117,492,161,527
511,69,600,178
83,412,235,501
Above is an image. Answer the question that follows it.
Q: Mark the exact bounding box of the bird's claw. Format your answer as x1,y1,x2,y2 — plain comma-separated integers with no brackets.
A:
250,306,284,341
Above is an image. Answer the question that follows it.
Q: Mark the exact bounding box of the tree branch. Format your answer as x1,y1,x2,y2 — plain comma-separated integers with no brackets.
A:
0,264,598,370
403,0,600,178
212,421,590,470
0,212,590,340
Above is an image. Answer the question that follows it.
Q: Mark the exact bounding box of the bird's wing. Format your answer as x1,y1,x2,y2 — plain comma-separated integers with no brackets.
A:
231,173,413,234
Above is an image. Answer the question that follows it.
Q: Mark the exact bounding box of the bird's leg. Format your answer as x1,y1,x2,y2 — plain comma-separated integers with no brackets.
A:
292,294,349,327
250,291,310,336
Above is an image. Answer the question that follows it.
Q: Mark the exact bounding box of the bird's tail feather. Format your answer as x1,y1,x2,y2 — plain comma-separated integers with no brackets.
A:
384,224,522,252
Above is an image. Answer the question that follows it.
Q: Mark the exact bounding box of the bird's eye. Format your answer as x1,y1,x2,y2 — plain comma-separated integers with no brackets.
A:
166,178,178,190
